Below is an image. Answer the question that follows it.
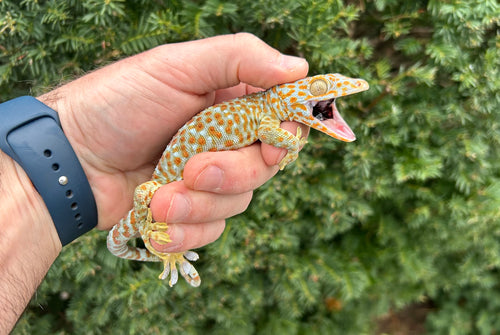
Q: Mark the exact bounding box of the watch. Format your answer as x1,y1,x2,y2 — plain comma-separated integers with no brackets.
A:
0,96,98,245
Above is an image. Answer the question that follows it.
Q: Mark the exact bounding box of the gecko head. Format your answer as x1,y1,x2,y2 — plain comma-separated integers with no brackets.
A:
277,73,369,142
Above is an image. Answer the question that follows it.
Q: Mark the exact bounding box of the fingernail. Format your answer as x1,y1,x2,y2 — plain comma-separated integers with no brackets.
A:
166,193,191,222
194,165,224,191
280,55,308,72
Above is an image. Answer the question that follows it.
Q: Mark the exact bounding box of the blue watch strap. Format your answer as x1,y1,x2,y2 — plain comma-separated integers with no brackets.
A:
0,96,97,245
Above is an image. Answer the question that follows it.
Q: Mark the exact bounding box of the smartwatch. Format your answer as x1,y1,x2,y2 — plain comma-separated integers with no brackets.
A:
0,96,98,245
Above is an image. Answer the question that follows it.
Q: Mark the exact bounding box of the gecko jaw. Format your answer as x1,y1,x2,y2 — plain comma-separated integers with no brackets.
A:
310,98,356,142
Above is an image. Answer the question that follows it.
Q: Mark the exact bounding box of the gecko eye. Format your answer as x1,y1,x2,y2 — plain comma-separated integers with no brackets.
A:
309,78,329,96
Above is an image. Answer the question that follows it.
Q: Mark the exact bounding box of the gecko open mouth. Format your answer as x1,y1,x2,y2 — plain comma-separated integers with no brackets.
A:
312,98,356,141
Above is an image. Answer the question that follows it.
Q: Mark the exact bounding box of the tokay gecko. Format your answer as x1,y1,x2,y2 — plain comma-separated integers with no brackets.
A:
107,73,369,287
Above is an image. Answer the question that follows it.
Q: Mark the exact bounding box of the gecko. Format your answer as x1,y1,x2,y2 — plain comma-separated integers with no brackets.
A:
107,73,369,287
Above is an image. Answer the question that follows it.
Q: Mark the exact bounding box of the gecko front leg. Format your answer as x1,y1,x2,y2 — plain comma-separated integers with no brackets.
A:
258,116,308,169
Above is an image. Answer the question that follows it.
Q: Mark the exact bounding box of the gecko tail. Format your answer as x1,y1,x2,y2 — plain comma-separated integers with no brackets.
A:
106,210,161,262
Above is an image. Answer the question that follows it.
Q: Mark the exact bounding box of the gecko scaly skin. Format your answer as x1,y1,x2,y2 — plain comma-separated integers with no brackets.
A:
107,73,369,287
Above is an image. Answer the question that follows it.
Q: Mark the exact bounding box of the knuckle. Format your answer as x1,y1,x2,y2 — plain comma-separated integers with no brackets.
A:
232,32,261,45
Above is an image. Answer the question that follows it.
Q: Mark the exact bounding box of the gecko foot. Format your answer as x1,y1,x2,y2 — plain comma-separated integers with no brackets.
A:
143,208,172,244
278,127,308,170
141,209,201,286
158,251,201,287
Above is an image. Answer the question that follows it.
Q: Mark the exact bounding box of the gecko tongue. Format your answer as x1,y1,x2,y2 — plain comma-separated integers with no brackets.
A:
321,101,356,142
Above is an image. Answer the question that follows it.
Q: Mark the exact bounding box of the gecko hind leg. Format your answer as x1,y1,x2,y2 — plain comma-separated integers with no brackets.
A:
134,180,173,248
155,250,201,287
135,181,201,287
141,206,201,287
144,230,201,287
144,209,172,245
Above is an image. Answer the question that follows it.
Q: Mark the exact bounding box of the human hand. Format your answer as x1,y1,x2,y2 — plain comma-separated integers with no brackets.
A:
38,33,309,252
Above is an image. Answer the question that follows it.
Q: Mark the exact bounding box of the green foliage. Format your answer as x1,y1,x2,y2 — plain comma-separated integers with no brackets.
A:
3,0,499,334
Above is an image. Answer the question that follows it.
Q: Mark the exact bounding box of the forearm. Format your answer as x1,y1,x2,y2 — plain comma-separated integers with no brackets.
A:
0,151,61,334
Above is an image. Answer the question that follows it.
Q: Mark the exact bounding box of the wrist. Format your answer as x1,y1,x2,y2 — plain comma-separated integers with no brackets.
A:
0,150,62,258
0,151,61,333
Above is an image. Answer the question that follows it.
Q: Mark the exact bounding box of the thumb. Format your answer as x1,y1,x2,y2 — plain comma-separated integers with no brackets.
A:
148,33,309,93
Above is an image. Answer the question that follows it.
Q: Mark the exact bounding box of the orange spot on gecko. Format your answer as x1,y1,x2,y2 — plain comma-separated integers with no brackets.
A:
174,157,182,166
235,129,244,142
122,223,131,238
242,114,249,124
134,249,142,260
156,163,166,176
293,104,308,112
209,126,222,139
195,122,204,131
112,228,120,239
198,137,206,146
225,120,234,133
224,140,234,147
